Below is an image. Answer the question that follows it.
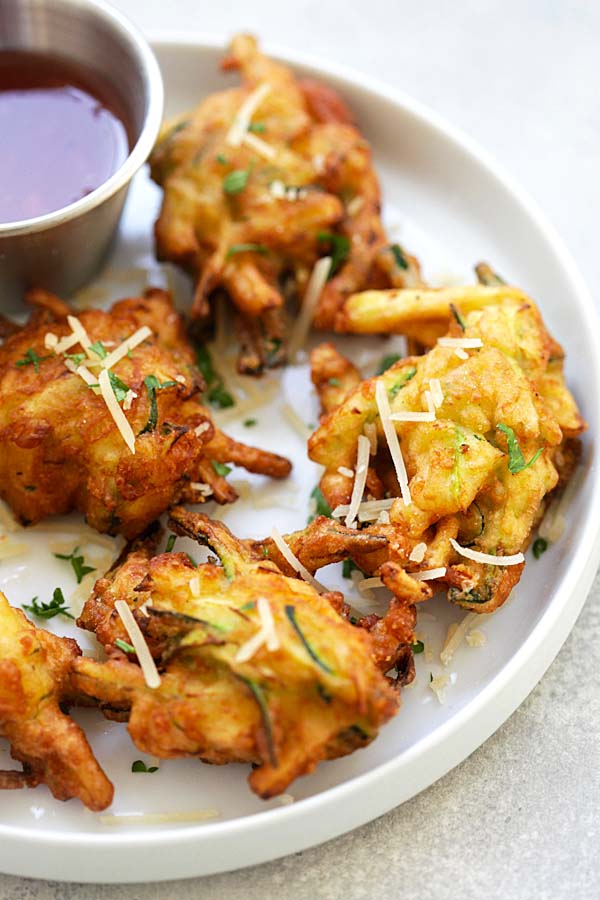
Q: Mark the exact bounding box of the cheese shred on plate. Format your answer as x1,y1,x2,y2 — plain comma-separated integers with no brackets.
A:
270,526,326,592
345,435,371,528
375,380,411,505
287,256,332,362
440,611,483,666
114,600,161,689
226,82,271,147
449,537,524,566
98,369,136,454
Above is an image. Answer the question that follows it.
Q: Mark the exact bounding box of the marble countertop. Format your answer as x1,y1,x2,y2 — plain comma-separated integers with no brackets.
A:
1,2,599,898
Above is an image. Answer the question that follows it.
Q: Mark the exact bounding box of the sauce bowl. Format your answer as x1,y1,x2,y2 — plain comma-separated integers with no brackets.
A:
0,0,163,311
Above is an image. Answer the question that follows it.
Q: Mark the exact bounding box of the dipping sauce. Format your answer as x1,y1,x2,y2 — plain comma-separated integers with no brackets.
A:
0,50,130,223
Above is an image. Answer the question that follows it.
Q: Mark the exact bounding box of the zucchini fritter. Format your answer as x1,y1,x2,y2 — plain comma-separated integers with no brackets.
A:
0,288,290,538
74,509,400,798
150,34,421,373
0,592,113,811
309,269,585,613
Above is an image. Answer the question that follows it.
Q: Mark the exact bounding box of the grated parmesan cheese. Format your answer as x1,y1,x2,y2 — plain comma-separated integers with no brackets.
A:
257,596,279,652
242,131,275,159
98,369,136,454
437,337,483,349
67,315,93,354
44,332,58,350
440,612,481,666
357,576,385,592
114,600,161,689
429,673,450,703
101,326,152,370
345,435,370,528
377,509,390,525
270,526,326,592
226,82,271,147
100,809,219,826
363,421,378,455
346,196,364,216
454,348,469,360
375,380,411,505
466,629,487,648
287,256,332,363
429,378,444,408
189,482,213,496
337,466,354,478
270,179,286,198
194,422,210,437
412,567,446,581
332,497,395,520
409,542,427,563
449,537,524,566
122,389,137,411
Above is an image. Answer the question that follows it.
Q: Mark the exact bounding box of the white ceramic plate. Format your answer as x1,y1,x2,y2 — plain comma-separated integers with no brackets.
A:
0,34,599,884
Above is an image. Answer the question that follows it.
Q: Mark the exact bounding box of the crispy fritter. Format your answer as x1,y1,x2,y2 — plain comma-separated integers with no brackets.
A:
309,269,585,613
0,592,113,810
74,509,399,798
0,288,290,538
150,34,422,373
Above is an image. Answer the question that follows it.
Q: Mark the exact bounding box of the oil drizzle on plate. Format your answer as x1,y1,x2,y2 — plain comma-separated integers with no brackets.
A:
0,50,131,224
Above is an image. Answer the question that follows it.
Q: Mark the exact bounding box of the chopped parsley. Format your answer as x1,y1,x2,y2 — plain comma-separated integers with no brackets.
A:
532,537,548,559
223,168,250,195
412,640,425,654
376,353,402,375
317,232,350,278
15,348,50,374
139,375,178,434
115,638,135,654
243,418,258,427
53,546,95,584
195,345,234,409
131,760,159,773
225,243,268,259
165,534,177,553
308,485,332,523
108,371,130,404
211,460,232,477
88,340,108,359
216,153,228,165
327,377,341,387
496,423,544,474
389,243,409,270
388,367,417,398
23,588,73,620
449,303,466,331
247,122,266,133
65,352,87,366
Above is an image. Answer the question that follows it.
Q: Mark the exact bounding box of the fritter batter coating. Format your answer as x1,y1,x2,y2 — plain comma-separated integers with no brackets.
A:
0,592,113,810
74,510,399,798
150,34,421,373
0,288,290,538
309,269,585,613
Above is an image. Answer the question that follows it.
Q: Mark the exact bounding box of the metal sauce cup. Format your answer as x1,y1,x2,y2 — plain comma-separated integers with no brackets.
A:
0,0,163,312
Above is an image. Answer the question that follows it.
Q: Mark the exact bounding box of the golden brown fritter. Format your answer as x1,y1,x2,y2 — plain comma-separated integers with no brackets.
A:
0,591,113,810
309,269,585,613
74,509,399,798
0,288,290,538
150,33,422,373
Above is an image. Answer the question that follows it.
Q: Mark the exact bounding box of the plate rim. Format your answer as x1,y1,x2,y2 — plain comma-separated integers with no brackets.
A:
1,30,599,882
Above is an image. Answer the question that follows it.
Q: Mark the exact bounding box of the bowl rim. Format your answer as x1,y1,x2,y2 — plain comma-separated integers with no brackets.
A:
0,0,164,236
0,31,599,883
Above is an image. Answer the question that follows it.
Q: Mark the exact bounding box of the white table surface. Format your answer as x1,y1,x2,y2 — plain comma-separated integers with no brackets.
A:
2,2,599,898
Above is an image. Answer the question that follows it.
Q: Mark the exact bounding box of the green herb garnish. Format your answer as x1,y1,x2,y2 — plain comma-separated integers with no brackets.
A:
108,371,130,404
195,345,235,410
23,588,73,620
496,423,544,474
412,640,425,654
532,537,548,559
131,760,159,773
225,243,268,259
390,243,409,270
247,122,266,133
139,375,178,434
211,460,232,477
449,303,466,331
327,377,341,387
239,678,277,766
65,352,87,366
376,353,402,375
165,534,177,553
15,348,50,374
54,546,95,584
388,367,417,398
317,231,350,278
223,168,250,195
285,605,333,674
88,340,108,359
115,638,136,654
243,418,258,427
216,153,228,165
308,485,332,523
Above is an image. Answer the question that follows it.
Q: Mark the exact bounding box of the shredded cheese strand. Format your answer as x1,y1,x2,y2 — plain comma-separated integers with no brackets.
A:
226,82,271,147
437,337,483,349
242,131,275,159
114,600,161,689
411,567,446,581
257,596,279,652
101,325,152,370
429,378,444,408
409,542,427,563
440,612,483,666
98,369,136,454
287,257,332,363
449,537,524,566
375,380,411,505
345,435,371,528
270,526,326,592
100,809,219,826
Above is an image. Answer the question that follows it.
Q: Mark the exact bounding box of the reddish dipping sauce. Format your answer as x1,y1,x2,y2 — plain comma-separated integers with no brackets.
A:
0,50,130,224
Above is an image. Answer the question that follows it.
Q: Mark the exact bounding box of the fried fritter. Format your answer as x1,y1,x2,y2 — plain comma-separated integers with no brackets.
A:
309,269,585,613
0,591,113,810
74,509,399,798
150,34,421,373
0,288,290,538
